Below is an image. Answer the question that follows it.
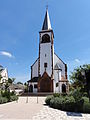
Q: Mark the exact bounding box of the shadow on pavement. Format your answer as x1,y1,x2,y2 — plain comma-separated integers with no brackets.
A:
66,112,82,117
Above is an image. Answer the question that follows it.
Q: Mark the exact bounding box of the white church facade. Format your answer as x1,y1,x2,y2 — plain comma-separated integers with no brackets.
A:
28,9,69,93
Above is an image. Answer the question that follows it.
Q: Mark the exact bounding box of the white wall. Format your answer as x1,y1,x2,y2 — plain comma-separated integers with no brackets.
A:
32,59,38,78
29,82,38,93
40,43,52,77
59,82,67,93
53,70,61,93
54,54,65,78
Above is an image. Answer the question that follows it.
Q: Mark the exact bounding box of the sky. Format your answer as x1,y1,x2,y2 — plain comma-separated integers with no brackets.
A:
0,0,90,83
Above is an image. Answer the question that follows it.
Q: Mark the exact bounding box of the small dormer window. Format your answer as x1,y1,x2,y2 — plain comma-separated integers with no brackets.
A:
42,34,50,43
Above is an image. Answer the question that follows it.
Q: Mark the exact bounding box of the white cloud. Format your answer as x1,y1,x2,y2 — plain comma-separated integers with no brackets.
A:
0,51,14,58
75,59,80,63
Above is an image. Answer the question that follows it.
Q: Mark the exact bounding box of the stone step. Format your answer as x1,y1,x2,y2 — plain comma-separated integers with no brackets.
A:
21,92,53,96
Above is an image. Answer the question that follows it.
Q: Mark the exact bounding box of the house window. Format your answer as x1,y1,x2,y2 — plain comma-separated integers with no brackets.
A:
44,63,47,68
34,84,37,88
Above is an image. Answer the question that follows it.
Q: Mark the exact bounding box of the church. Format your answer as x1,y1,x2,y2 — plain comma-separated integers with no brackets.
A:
28,9,69,93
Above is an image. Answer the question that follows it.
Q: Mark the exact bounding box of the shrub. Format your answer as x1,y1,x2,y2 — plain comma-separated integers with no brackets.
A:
63,96,75,111
83,102,90,113
10,95,18,102
53,93,60,97
82,96,89,103
1,90,11,101
45,92,90,113
10,91,15,96
83,97,90,113
50,97,64,109
50,96,75,111
83,92,88,97
75,98,84,112
61,93,67,96
0,90,18,103
72,89,82,102
45,95,53,105
0,97,8,104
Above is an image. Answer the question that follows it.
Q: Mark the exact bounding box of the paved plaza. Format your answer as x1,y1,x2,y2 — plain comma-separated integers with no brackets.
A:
0,97,90,120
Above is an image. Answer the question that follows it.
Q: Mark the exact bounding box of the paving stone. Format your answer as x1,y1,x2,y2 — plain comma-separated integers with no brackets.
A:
0,97,90,120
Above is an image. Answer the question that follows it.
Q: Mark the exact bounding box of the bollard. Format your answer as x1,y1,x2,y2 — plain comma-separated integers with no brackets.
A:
16,95,18,103
26,96,28,103
37,94,38,103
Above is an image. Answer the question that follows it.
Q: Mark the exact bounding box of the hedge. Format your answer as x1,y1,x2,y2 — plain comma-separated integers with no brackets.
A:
45,95,90,113
83,97,90,113
45,95,53,105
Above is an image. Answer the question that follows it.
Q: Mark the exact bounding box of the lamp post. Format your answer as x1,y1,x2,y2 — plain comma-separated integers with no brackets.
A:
26,84,29,103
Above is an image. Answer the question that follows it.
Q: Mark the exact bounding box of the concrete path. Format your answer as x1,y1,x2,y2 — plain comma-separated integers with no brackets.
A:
0,96,90,120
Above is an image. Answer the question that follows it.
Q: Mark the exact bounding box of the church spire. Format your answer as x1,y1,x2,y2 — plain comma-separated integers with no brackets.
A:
42,8,52,30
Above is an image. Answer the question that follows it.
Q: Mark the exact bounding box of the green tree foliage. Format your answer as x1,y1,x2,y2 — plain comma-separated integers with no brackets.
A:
0,74,2,80
70,64,90,92
17,82,23,85
8,78,15,84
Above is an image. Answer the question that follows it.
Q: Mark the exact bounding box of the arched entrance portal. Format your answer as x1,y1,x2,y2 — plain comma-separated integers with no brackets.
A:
40,78,51,92
29,85,33,92
38,72,52,92
62,84,66,93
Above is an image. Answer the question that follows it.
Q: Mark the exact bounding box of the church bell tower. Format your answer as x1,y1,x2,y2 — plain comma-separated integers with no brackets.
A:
28,8,69,93
38,9,54,78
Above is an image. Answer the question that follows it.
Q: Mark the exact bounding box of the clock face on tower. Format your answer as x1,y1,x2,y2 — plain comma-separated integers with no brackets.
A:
42,34,50,43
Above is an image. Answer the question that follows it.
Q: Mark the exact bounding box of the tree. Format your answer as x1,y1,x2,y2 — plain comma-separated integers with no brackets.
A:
24,82,28,92
70,64,90,93
0,74,2,82
0,75,2,88
17,82,23,85
8,78,15,84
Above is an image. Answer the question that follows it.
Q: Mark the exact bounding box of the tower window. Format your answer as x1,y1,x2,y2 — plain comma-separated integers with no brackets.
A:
42,34,50,43
44,63,47,68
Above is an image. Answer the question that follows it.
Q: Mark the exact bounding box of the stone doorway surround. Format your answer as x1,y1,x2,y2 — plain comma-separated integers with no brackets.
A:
38,72,53,92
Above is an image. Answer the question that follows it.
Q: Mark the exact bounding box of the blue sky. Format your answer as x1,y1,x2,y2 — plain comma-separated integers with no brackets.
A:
0,0,90,83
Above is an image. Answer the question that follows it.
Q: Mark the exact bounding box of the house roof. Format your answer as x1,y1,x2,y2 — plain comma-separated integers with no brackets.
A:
31,58,39,67
28,77,38,83
54,53,66,65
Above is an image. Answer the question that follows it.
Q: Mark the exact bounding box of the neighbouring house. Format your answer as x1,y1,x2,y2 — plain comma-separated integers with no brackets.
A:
27,9,69,93
0,65,8,84
9,84,24,95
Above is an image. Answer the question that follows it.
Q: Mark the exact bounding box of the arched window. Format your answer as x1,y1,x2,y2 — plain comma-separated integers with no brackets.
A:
42,34,50,43
62,84,66,93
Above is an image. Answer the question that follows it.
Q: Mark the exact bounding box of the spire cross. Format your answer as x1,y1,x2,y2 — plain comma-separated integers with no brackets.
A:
46,4,48,10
